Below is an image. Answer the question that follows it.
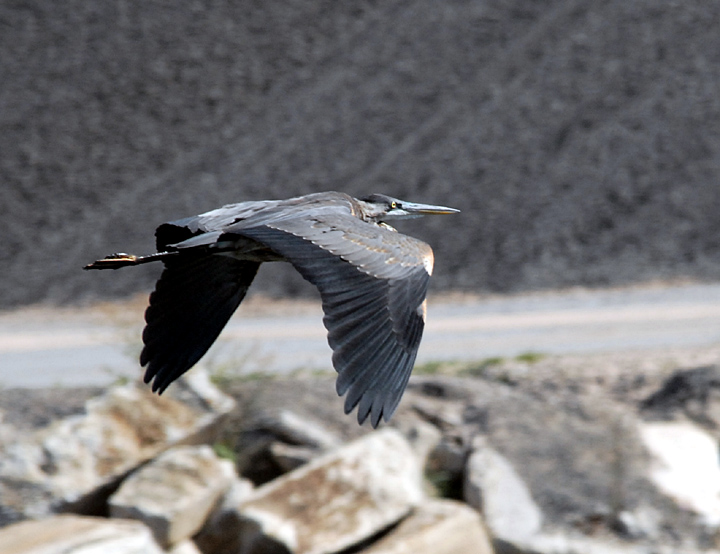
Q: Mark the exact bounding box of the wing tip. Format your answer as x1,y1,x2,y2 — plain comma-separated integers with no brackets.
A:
342,387,402,429
142,362,164,394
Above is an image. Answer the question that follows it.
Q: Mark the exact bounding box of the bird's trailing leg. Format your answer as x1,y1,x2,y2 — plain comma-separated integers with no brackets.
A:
83,251,175,270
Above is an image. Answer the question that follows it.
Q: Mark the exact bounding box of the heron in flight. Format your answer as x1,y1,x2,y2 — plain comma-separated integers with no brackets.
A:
85,192,459,427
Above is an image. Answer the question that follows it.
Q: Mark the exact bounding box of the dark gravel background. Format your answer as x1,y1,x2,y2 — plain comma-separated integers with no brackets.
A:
2,1,720,307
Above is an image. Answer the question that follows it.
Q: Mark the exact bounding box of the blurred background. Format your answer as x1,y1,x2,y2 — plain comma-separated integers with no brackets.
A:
2,0,720,308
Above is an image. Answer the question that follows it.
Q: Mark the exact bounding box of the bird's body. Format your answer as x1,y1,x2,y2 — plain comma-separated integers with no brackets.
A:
85,192,459,427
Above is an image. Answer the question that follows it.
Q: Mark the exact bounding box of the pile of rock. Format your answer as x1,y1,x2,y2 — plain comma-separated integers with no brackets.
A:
2,363,720,553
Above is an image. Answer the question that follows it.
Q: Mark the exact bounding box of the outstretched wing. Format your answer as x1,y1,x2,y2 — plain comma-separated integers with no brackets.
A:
141,254,260,392
238,213,433,427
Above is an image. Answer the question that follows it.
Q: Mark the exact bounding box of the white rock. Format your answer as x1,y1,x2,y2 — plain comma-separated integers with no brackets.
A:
394,417,443,468
269,441,318,472
236,428,424,554
409,394,466,428
428,435,469,476
363,499,494,554
175,368,237,418
192,477,255,554
254,409,341,450
616,504,662,540
526,531,710,554
167,539,204,554
0,371,235,521
464,436,543,542
0,514,164,554
109,445,236,548
639,421,720,526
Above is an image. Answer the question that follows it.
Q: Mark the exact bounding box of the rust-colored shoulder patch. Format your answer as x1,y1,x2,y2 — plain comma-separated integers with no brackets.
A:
422,246,434,276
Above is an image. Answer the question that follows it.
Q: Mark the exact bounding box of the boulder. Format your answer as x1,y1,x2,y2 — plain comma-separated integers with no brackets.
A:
640,366,720,429
268,441,319,472
393,416,444,469
109,445,237,548
252,408,343,474
168,540,205,554
464,436,543,545
404,384,467,431
362,499,494,554
522,531,712,554
0,514,164,554
194,477,256,554
638,421,720,527
245,409,344,474
235,406,347,484
0,369,235,524
234,428,423,554
251,409,342,451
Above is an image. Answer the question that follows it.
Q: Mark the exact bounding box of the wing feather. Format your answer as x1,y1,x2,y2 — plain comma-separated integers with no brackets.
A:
338,328,397,397
239,214,431,426
354,348,408,426
332,315,396,374
140,254,260,393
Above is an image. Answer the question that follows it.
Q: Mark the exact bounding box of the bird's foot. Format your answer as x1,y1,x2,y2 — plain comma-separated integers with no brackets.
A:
83,253,139,270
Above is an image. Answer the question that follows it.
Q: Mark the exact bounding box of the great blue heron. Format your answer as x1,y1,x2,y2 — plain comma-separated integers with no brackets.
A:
85,191,459,427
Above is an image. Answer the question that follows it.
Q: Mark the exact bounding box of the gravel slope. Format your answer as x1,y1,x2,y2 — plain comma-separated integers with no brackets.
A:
2,1,720,307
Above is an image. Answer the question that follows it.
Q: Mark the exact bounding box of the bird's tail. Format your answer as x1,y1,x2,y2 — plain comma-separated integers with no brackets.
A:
83,251,175,270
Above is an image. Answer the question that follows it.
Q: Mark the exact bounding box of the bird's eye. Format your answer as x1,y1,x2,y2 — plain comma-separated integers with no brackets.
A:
390,201,398,209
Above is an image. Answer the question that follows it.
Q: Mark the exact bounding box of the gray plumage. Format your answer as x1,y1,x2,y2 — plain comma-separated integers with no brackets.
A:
85,191,459,427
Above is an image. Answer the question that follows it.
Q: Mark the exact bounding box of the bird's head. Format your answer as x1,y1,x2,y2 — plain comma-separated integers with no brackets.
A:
358,193,460,224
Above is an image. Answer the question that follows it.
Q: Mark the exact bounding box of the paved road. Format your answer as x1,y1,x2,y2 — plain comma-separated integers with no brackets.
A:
1,282,720,388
